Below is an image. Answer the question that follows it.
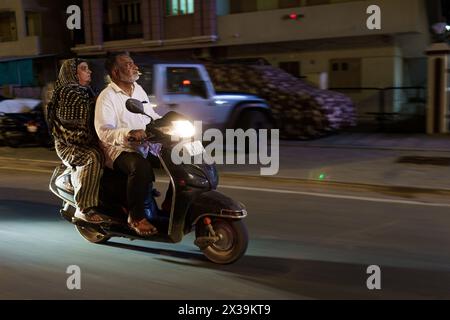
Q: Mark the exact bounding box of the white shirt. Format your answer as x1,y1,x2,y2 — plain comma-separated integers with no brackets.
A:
95,81,161,168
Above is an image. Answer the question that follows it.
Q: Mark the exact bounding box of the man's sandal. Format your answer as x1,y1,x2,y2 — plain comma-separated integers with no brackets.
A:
128,219,158,237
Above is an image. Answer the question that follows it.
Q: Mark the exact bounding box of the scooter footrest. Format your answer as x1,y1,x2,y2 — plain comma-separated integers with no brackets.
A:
194,236,220,249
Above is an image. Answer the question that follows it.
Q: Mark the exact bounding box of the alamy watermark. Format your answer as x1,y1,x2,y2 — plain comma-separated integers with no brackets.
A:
66,265,81,290
169,122,280,176
366,265,381,290
367,5,381,30
66,5,81,30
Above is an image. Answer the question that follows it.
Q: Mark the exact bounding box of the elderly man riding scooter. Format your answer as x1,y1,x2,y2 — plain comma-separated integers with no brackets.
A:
95,52,161,237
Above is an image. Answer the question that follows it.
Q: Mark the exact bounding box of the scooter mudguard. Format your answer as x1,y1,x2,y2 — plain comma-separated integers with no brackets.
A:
186,190,247,227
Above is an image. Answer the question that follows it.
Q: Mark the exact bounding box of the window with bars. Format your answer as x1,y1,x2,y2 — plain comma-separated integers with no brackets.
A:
166,0,194,16
118,2,141,24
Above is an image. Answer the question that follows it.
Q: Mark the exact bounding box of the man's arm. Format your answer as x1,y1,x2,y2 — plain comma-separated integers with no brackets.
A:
95,92,130,147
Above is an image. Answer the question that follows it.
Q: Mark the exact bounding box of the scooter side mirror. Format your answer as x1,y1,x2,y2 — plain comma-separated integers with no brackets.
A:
126,98,145,115
126,98,153,122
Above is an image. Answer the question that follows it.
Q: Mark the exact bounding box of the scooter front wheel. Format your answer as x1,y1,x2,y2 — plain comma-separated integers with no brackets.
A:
195,219,248,264
75,225,110,244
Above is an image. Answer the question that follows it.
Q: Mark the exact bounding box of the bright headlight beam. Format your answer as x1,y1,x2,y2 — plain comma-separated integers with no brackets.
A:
171,120,195,138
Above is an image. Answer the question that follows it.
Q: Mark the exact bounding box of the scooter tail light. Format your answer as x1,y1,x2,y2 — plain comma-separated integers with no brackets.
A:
203,217,212,225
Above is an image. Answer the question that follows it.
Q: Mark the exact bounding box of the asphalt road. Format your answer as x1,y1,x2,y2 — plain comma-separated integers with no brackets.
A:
1,164,450,299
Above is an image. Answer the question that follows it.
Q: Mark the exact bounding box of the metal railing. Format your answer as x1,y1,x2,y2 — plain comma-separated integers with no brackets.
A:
329,86,427,132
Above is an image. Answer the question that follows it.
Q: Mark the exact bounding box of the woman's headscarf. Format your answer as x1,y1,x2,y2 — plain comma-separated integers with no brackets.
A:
55,58,88,89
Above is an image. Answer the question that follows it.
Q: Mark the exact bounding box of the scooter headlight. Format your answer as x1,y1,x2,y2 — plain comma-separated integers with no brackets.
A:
170,120,195,138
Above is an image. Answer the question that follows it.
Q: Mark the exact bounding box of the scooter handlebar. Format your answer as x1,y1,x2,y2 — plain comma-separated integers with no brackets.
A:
127,136,148,144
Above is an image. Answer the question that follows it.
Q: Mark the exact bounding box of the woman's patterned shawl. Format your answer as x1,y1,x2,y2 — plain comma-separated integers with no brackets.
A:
48,58,98,146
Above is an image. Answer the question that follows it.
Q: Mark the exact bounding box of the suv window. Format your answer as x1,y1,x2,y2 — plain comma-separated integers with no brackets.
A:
166,67,205,96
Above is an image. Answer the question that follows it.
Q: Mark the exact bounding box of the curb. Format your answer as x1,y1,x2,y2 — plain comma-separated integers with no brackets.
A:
278,143,450,153
219,172,450,196
2,155,449,196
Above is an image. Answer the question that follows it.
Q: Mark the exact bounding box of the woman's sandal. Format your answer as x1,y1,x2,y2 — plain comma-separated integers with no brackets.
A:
128,219,158,237
75,208,110,224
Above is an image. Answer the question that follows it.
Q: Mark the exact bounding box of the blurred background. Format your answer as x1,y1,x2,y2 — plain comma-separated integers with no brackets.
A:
1,0,449,138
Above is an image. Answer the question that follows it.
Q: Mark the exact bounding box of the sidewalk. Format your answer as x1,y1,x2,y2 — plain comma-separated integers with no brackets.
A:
1,133,449,192
217,133,450,192
280,133,450,152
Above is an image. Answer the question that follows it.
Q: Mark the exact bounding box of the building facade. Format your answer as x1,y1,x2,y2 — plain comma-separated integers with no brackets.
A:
74,0,217,58
214,0,436,117
0,0,79,95
73,0,442,117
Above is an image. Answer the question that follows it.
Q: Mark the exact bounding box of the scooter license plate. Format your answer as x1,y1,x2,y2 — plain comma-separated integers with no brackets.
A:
183,140,205,156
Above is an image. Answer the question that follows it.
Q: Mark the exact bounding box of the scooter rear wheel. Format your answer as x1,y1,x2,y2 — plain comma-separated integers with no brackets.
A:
196,219,248,264
75,225,110,244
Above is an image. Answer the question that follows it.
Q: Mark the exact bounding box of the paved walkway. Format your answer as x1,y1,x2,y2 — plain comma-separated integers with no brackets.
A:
218,133,450,192
1,133,449,191
281,133,450,152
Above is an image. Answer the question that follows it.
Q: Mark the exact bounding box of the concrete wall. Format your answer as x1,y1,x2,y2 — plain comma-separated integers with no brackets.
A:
257,0,278,11
225,41,411,115
0,35,40,56
164,15,195,39
217,0,367,15
217,0,425,46
227,43,399,85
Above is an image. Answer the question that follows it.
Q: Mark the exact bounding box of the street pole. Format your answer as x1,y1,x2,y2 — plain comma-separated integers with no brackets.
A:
425,42,450,134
